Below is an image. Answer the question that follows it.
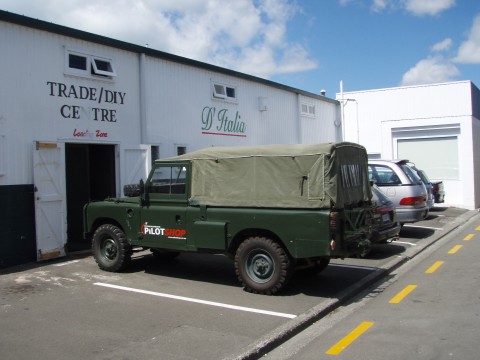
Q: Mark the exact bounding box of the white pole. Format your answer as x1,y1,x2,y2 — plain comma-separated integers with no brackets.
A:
339,81,345,141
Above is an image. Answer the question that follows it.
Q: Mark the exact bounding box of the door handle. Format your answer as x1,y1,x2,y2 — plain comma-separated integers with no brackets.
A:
175,215,182,224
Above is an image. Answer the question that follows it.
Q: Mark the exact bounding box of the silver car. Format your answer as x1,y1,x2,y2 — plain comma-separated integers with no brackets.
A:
368,160,429,224
407,162,435,209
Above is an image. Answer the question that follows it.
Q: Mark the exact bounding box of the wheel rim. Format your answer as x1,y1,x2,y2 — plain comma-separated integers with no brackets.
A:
101,238,118,261
245,250,275,283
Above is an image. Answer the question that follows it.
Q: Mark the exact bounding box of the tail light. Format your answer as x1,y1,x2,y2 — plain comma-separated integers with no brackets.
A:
373,205,394,215
329,211,337,231
329,212,338,251
400,196,426,206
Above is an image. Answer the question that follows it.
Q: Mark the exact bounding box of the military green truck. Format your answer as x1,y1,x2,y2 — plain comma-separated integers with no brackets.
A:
84,142,375,294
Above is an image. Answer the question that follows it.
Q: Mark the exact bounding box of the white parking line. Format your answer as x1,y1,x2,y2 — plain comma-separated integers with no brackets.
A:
395,241,417,246
402,224,443,231
54,260,80,266
330,264,378,271
94,282,297,319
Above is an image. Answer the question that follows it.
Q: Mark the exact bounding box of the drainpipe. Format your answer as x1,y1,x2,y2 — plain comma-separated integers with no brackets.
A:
139,53,147,144
296,93,302,143
340,80,345,141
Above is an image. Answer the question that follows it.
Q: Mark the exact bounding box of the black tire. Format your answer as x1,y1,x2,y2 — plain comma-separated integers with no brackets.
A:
234,236,292,295
92,224,132,272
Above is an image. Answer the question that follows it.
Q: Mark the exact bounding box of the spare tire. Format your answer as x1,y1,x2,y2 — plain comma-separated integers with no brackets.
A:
123,184,141,197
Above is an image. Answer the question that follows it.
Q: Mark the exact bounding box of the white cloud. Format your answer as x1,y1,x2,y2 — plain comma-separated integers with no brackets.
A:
367,0,455,16
371,0,389,12
400,55,460,86
403,0,456,16
431,38,453,52
0,0,316,79
454,15,480,64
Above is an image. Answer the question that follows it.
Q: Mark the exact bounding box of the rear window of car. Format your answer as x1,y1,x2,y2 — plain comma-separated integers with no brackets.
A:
400,164,422,184
417,170,431,184
368,165,401,185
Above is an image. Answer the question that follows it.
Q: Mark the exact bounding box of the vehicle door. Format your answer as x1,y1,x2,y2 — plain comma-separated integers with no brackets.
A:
139,163,189,250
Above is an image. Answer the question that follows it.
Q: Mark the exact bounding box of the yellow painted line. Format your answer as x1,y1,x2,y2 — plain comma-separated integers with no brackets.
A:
326,321,374,355
448,245,463,254
464,234,475,241
475,226,480,231
425,261,444,274
389,285,417,304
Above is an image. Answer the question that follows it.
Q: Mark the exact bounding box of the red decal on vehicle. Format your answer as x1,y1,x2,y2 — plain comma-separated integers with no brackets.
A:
141,223,186,239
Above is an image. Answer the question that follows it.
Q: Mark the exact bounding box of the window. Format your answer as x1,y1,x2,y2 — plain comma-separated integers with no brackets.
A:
150,166,187,195
212,81,237,101
65,49,116,79
91,58,116,77
368,165,400,185
301,103,315,117
177,146,187,156
340,164,362,188
69,54,87,70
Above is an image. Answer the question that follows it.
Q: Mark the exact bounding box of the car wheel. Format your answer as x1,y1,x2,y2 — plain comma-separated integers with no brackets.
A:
92,224,132,272
234,236,292,295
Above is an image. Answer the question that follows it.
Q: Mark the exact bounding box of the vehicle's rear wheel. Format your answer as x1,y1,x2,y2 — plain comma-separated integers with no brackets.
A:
92,224,132,272
234,236,292,295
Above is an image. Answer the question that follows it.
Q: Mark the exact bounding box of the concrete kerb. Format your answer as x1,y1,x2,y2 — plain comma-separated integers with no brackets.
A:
230,209,479,360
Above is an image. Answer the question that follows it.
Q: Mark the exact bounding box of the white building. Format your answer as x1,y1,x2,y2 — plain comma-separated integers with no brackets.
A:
0,11,341,267
337,80,480,210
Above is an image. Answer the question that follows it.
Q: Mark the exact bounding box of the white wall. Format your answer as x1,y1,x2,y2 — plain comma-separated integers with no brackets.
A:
0,21,142,187
143,57,339,159
0,17,340,188
337,81,479,209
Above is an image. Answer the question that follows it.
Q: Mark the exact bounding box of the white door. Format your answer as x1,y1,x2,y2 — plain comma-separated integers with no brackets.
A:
123,145,150,193
33,141,67,260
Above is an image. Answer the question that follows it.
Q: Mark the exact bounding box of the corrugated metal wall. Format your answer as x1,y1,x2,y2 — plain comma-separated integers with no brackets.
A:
0,20,143,187
143,57,339,158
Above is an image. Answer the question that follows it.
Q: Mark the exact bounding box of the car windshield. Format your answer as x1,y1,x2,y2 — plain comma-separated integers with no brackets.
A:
400,164,422,184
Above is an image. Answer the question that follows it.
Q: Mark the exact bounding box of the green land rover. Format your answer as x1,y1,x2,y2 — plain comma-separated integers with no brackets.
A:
84,142,376,295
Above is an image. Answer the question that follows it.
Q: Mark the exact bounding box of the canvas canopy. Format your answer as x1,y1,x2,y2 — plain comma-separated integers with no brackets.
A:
160,142,372,209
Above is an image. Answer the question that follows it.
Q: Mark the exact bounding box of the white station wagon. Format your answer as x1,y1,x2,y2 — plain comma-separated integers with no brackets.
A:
368,159,429,224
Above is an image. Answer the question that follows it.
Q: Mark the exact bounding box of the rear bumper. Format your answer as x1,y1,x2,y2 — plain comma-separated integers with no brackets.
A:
370,222,401,243
396,206,429,223
434,193,445,203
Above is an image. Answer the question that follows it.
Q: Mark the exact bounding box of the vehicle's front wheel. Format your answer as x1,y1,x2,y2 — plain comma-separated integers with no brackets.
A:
92,224,132,272
234,236,292,295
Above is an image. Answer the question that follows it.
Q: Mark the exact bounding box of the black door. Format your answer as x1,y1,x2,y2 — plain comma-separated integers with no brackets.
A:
65,144,116,252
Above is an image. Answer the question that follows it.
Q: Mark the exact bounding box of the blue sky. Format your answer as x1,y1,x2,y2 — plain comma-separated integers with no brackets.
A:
1,0,479,96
